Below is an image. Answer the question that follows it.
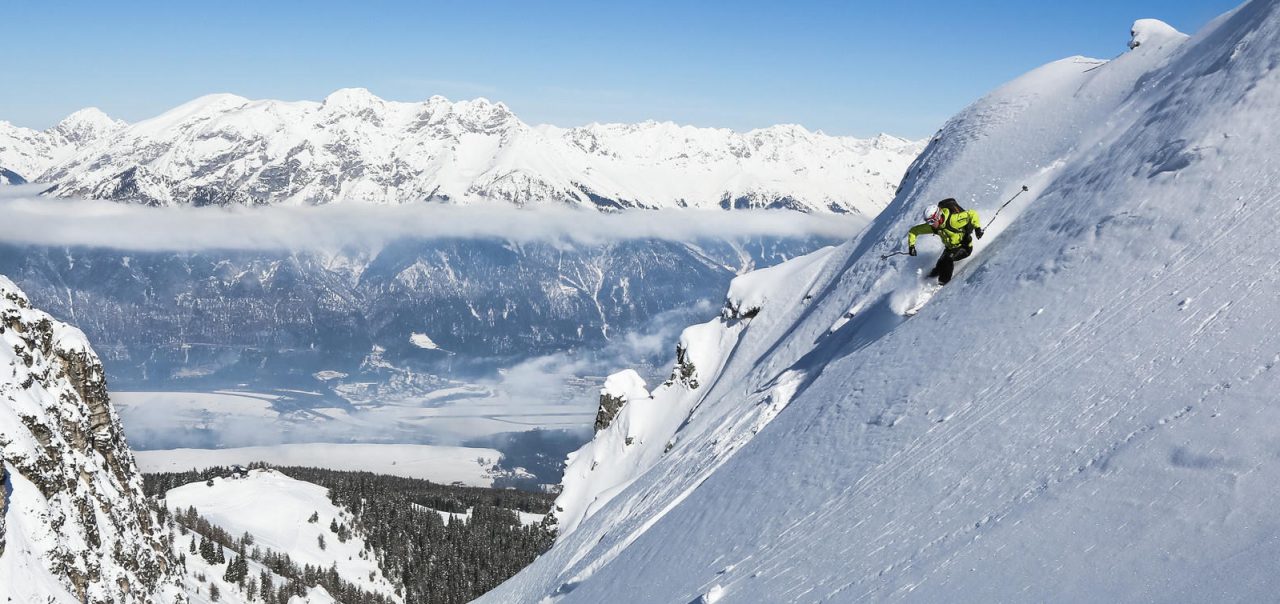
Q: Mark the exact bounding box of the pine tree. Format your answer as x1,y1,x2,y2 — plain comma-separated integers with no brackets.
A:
199,535,217,564
224,554,249,584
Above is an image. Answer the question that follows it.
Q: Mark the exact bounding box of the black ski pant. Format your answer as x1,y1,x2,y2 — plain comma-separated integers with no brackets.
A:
929,246,972,284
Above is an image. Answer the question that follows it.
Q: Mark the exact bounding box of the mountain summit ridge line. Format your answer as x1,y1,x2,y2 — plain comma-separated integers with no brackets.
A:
0,88,923,213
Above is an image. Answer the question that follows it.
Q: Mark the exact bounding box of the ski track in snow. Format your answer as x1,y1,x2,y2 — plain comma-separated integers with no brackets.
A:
732,189,1280,599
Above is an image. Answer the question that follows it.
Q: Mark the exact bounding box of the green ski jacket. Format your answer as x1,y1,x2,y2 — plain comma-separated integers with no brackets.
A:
908,208,982,249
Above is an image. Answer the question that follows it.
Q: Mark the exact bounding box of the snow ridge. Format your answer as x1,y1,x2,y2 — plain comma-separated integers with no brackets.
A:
7,90,922,212
0,276,183,603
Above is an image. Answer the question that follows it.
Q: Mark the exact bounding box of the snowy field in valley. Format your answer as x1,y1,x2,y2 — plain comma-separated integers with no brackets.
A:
113,387,595,448
166,469,401,602
136,442,505,487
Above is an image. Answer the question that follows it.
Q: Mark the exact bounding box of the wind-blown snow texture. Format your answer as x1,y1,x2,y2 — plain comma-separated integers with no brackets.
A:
12,90,921,213
0,277,183,603
483,4,1280,602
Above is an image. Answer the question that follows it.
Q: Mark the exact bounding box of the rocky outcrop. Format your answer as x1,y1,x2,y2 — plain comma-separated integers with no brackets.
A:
594,392,627,433
0,276,182,603
669,345,700,390
593,370,650,433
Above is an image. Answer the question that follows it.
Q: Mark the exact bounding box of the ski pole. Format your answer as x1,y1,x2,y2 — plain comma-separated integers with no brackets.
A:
984,185,1030,229
880,250,910,260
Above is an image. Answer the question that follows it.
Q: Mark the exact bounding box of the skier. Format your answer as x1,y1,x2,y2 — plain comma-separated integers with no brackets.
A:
907,198,983,284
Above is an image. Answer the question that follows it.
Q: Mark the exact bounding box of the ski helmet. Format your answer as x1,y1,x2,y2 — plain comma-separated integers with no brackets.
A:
923,204,944,227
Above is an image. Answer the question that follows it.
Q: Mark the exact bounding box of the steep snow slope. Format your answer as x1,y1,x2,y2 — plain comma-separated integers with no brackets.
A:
24,90,920,212
166,469,400,601
554,246,838,538
0,276,183,603
482,3,1280,602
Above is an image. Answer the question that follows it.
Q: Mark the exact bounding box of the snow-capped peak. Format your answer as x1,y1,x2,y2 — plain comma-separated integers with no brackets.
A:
0,108,125,181
5,88,923,211
321,86,384,110
51,107,126,142
1129,18,1187,49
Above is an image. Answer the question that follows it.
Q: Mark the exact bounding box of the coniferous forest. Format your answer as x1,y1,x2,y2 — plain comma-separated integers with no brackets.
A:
145,464,558,603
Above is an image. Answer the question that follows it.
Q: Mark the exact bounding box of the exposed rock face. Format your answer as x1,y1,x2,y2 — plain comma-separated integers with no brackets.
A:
669,345,700,390
595,393,627,433
0,276,182,603
0,167,25,185
593,370,650,433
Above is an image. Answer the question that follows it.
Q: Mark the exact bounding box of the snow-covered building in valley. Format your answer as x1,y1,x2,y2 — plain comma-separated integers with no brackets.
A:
0,277,185,603
481,2,1280,602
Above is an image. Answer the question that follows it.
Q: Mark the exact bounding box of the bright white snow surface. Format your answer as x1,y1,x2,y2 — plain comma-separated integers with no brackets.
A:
167,469,401,601
135,442,502,486
482,4,1280,603
600,370,651,404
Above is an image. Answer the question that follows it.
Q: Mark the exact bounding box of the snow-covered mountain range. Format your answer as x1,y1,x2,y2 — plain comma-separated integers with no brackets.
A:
1,90,921,212
0,237,825,398
482,3,1280,602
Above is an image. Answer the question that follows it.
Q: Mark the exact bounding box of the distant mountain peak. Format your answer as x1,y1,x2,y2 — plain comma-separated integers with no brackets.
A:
5,90,925,212
322,86,384,109
52,107,126,145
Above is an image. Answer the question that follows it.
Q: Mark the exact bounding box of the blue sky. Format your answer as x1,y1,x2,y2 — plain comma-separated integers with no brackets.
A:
3,0,1241,138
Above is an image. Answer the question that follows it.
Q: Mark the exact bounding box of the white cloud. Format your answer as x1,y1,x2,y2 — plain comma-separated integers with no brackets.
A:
0,195,866,251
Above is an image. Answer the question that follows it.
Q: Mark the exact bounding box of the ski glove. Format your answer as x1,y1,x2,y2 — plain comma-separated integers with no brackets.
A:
974,227,985,239
908,245,917,256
